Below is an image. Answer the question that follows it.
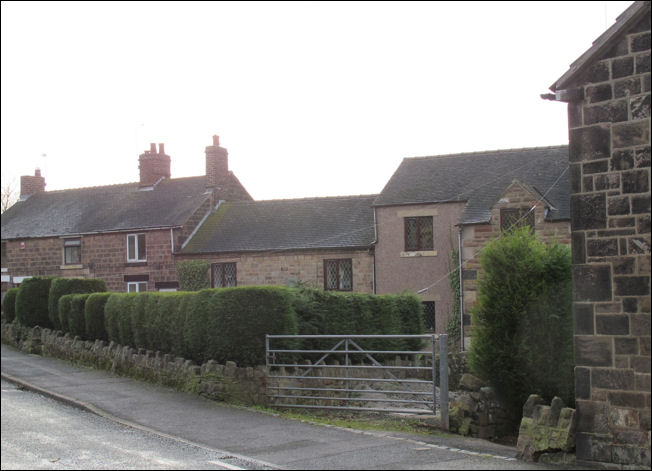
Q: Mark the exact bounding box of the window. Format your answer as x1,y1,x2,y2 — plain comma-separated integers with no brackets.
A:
212,262,237,287
404,216,433,251
500,208,534,232
127,281,148,292
63,238,81,265
324,259,353,291
423,301,435,332
127,233,146,262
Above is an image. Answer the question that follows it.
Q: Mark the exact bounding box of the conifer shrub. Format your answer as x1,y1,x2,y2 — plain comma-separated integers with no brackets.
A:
15,277,54,328
104,293,137,346
48,278,107,330
85,292,112,341
467,227,573,431
58,295,73,332
177,260,211,291
2,288,19,323
69,294,91,338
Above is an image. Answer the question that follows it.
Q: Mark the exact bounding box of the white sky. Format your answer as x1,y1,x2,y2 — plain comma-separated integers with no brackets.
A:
1,1,634,201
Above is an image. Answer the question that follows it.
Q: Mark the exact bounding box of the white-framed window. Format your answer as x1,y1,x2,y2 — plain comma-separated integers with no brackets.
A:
63,237,81,265
127,281,148,292
127,233,146,262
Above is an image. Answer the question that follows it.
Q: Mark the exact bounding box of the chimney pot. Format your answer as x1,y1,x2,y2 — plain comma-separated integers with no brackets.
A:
159,143,165,154
213,135,220,146
20,168,46,197
150,143,157,153
35,168,41,177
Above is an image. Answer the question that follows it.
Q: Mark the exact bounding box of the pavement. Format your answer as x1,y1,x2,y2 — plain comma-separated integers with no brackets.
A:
1,343,581,470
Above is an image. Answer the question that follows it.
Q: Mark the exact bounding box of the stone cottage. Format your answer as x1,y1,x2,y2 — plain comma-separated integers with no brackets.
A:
373,146,571,340
177,195,376,293
545,0,650,467
1,136,251,294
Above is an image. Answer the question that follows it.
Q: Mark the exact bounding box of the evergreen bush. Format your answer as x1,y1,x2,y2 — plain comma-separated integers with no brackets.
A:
69,294,91,338
467,227,573,431
15,277,53,328
177,260,211,291
58,295,73,332
2,288,19,323
85,292,112,341
48,278,107,330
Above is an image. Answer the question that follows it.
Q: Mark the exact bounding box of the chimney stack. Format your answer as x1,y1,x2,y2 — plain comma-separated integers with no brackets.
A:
139,143,171,187
205,135,228,187
20,168,46,198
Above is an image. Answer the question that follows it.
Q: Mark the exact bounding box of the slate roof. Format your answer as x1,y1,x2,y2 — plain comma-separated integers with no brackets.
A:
182,195,377,254
551,1,650,91
373,146,570,225
1,174,250,239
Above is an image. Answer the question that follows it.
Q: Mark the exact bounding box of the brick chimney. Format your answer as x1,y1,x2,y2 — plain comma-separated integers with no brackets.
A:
20,168,46,198
205,135,228,187
139,143,171,187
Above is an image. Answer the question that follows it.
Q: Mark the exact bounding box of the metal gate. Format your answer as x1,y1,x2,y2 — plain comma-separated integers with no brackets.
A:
265,334,449,430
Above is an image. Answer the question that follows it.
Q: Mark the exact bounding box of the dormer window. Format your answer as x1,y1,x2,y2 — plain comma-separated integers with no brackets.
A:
127,233,146,262
500,208,535,232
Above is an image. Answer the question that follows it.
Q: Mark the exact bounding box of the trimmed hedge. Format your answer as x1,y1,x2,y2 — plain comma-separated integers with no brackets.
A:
177,260,211,291
58,295,73,332
70,294,92,338
49,278,107,330
290,287,424,360
15,277,54,328
85,292,112,341
2,288,19,323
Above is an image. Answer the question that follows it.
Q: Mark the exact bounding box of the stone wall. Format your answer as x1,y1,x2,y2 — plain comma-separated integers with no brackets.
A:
516,395,577,465
1,321,269,406
564,9,651,468
2,229,181,293
178,248,375,293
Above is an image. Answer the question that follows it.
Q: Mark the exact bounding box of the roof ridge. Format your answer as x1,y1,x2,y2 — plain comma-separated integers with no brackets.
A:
32,175,206,194
402,144,568,162
237,194,379,204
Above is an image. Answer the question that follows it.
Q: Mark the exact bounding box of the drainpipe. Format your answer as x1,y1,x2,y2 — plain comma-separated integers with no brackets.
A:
458,226,464,352
372,207,378,294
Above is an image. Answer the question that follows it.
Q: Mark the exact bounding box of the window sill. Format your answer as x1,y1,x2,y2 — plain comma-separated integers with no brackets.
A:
401,251,437,258
125,261,148,267
60,264,83,270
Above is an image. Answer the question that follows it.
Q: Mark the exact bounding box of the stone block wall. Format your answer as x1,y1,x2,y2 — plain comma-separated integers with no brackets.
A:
178,248,375,293
2,229,181,292
1,321,269,406
565,11,650,468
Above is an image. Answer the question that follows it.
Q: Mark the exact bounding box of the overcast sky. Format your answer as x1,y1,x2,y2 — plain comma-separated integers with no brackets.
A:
1,1,633,201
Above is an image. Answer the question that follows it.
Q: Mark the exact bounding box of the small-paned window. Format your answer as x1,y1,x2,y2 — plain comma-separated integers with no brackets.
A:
127,281,148,292
63,238,81,265
500,208,535,232
324,259,353,291
212,262,237,288
423,301,435,332
404,216,433,251
127,234,146,262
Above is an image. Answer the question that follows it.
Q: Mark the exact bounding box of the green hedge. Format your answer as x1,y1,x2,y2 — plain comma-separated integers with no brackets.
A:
85,292,112,341
290,287,424,361
93,285,424,368
58,295,73,332
15,277,54,328
2,288,19,323
70,294,91,338
177,260,211,291
48,278,107,330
